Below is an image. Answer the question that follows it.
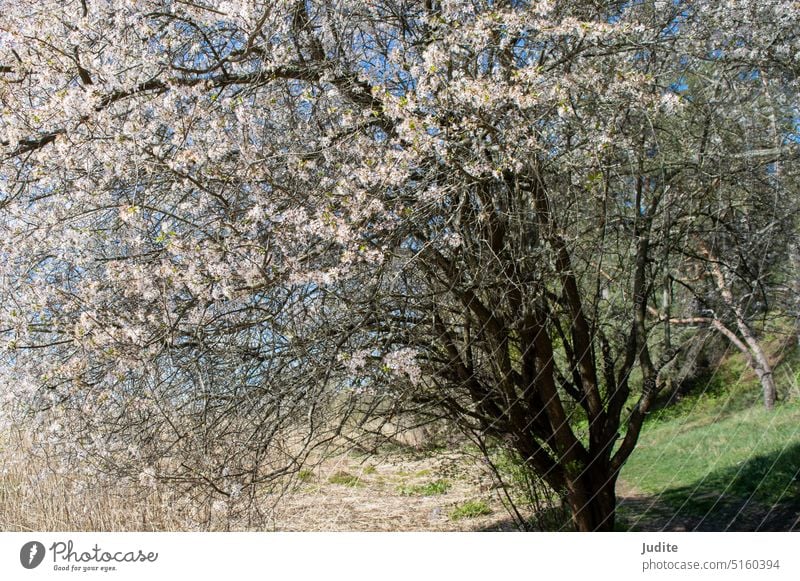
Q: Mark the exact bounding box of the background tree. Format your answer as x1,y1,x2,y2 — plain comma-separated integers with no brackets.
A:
649,38,800,410
1,0,797,530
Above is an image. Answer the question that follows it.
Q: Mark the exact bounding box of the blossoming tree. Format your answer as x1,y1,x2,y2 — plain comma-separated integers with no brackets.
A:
1,0,797,530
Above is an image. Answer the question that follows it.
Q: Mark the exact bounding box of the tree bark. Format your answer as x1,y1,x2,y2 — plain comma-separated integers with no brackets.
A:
700,243,777,410
738,326,777,410
566,464,618,532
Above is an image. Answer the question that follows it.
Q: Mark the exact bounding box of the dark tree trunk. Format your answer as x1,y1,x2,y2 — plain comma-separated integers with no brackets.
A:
566,464,618,532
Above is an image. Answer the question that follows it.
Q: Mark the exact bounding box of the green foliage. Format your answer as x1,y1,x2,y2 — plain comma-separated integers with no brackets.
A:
648,354,757,424
449,500,492,520
491,449,533,493
482,447,571,530
649,333,799,425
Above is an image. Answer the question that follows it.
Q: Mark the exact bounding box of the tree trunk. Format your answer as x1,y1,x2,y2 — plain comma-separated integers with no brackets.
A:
742,333,777,410
701,243,777,410
566,465,618,532
790,240,800,349
710,319,776,410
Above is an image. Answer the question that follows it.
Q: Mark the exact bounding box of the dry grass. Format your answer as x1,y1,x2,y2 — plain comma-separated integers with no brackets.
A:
271,452,510,531
0,430,276,531
0,432,514,532
0,455,191,531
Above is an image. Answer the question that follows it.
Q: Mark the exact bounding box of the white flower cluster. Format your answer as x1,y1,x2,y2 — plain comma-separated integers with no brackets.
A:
382,348,423,387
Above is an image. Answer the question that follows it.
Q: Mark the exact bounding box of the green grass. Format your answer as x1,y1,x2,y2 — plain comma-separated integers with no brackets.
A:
621,400,800,516
327,471,362,487
648,329,800,425
449,500,492,520
614,336,800,529
397,479,451,496
297,469,315,483
647,353,760,424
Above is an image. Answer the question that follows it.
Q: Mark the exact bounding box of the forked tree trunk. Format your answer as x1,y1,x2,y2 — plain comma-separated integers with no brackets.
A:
701,243,777,410
711,319,776,410
658,315,777,411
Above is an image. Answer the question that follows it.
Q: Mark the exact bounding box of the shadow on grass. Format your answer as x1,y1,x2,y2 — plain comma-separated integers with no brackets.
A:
618,442,800,531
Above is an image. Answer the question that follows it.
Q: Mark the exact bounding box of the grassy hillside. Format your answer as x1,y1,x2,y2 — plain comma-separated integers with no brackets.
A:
618,340,800,531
